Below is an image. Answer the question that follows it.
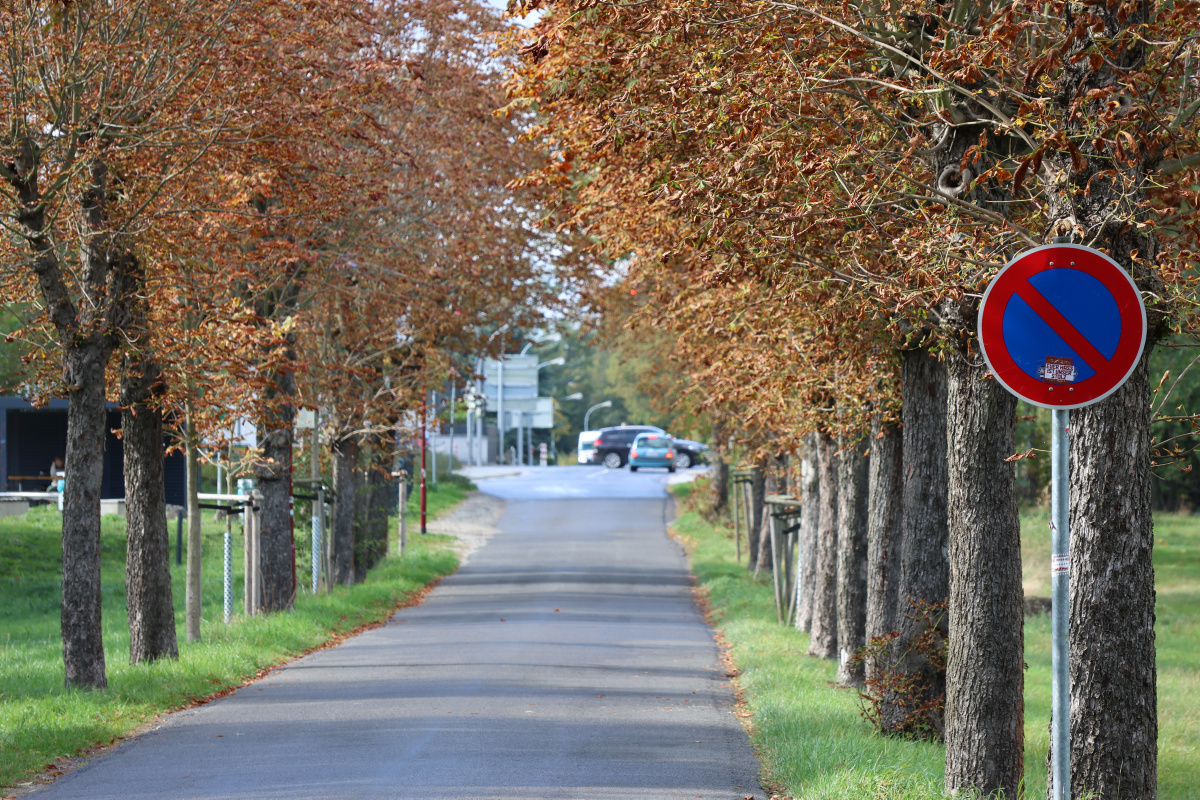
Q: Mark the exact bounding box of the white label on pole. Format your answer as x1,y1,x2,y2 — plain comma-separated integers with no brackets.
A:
1052,553,1070,575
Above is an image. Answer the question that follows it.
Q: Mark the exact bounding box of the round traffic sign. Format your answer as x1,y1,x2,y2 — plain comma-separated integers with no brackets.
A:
978,243,1146,410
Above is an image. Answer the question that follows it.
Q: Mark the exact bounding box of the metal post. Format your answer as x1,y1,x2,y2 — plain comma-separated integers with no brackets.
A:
1051,408,1070,800
769,511,783,623
311,411,322,594
476,363,485,464
420,398,428,535
224,444,233,623
517,412,524,466
496,359,504,467
398,472,407,555
430,391,439,487
247,496,260,616
466,407,474,469
449,383,456,472
244,498,252,614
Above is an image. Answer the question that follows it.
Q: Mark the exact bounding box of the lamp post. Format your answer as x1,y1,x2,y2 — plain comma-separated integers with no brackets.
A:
520,332,562,355
584,400,613,431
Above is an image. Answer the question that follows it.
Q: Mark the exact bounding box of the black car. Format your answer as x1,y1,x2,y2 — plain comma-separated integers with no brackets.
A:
593,425,665,468
669,439,708,469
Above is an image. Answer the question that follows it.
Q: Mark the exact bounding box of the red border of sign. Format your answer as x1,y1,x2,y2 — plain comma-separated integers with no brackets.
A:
978,243,1146,410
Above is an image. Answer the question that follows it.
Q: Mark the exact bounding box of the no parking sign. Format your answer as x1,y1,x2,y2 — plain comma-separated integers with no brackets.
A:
978,243,1146,409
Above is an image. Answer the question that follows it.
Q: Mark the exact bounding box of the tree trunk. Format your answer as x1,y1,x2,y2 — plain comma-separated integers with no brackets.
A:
1065,353,1157,799
944,347,1023,797
706,418,729,516
366,463,389,568
796,432,820,632
61,344,111,689
122,350,177,664
754,459,779,576
807,431,839,659
331,434,358,585
1042,0,1167,787
256,404,295,611
13,143,128,689
745,461,766,570
353,465,370,583
185,407,202,643
836,433,870,686
864,415,902,683
880,347,949,734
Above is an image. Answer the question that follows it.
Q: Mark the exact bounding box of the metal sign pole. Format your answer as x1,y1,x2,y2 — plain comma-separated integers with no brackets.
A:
224,443,234,622
420,397,428,535
1051,408,1070,800
496,359,504,464
311,411,322,594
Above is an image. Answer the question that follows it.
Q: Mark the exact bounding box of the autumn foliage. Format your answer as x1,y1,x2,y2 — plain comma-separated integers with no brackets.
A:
0,0,591,689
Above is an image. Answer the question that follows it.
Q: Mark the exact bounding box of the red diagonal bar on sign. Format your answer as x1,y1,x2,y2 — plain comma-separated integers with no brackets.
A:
1013,282,1111,374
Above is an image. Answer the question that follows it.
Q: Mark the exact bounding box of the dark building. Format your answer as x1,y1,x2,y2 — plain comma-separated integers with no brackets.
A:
0,396,186,505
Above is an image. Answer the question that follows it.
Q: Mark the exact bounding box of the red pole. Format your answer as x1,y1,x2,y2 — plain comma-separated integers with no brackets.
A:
420,397,428,535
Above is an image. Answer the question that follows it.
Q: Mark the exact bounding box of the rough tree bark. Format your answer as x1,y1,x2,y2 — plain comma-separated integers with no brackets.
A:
61,345,112,688
366,463,390,567
331,433,359,586
745,460,766,570
122,319,177,663
353,466,370,583
754,457,780,576
864,415,902,683
836,433,870,686
807,431,839,659
796,432,820,632
256,395,296,610
880,347,949,733
353,452,389,582
706,418,729,516
944,343,1023,797
1065,353,1159,799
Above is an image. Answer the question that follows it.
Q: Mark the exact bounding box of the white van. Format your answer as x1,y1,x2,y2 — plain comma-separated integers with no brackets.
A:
576,430,600,464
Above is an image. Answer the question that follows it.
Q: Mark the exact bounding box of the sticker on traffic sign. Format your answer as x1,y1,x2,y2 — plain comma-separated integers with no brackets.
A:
978,243,1146,410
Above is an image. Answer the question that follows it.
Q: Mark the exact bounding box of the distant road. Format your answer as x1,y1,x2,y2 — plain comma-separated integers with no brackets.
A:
458,463,708,501
32,465,763,800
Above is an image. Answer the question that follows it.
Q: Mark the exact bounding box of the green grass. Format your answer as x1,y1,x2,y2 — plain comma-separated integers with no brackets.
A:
669,483,1200,799
0,480,470,790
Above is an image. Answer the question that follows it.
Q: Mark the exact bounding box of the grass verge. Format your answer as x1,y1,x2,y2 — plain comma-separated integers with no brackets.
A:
0,479,470,792
670,481,1200,799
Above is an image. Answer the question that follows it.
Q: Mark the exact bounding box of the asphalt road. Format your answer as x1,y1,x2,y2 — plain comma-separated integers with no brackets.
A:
33,466,764,799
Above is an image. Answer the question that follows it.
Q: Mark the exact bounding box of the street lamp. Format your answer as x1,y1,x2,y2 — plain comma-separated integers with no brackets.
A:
584,400,613,431
537,357,566,370
563,392,583,401
520,332,562,355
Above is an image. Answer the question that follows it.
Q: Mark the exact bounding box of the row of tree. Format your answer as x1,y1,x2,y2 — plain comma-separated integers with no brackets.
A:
0,1,592,691
504,0,1200,796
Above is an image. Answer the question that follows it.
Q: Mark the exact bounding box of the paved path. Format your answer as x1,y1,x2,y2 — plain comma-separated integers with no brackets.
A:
33,468,764,799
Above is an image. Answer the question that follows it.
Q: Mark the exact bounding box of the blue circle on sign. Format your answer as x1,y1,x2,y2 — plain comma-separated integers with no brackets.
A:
1001,268,1121,384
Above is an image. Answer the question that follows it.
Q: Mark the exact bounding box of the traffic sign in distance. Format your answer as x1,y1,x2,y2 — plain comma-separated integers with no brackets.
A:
978,243,1146,410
